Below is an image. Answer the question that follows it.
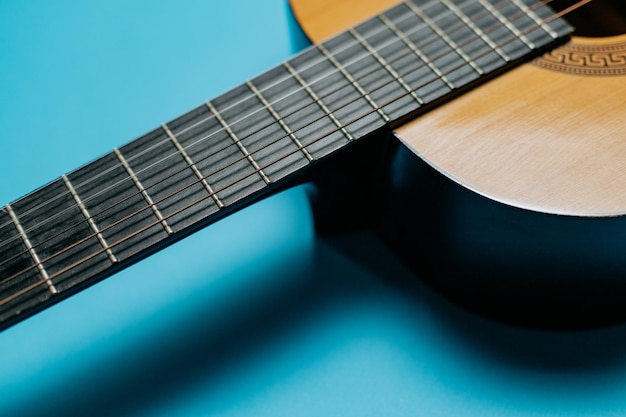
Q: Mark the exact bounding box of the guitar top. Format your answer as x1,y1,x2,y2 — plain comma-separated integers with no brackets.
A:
293,0,626,215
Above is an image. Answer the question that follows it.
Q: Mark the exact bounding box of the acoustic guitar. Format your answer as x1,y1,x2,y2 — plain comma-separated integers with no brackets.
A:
0,1,620,415
293,0,626,327
0,0,625,332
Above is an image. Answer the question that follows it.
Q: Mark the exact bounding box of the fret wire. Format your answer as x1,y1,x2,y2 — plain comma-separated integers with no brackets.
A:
317,43,390,123
1,6,574,307
161,124,225,208
205,101,272,185
0,29,474,293
61,175,118,264
0,7,538,293
111,1,437,173
1,47,444,293
156,0,443,146
0,0,551,256
441,0,510,62
157,0,444,146
114,148,173,235
0,0,549,248
348,27,424,105
406,0,484,75
283,62,354,141
379,14,456,89
161,8,502,193
4,205,59,295
0,53,362,270
0,0,555,258
510,0,558,39
245,80,314,162
0,0,571,297
478,0,535,49
0,0,504,243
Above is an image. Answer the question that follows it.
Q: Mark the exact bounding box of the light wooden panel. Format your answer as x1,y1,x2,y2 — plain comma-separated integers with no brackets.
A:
290,0,626,216
396,37,626,216
289,0,399,42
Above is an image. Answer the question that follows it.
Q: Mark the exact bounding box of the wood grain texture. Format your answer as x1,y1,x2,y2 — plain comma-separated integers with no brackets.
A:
396,35,626,216
291,0,626,216
289,0,399,42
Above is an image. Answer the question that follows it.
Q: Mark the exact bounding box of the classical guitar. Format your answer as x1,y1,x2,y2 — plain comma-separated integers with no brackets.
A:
1,0,625,334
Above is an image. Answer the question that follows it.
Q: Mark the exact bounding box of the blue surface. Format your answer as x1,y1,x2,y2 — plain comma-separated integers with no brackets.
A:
2,1,626,416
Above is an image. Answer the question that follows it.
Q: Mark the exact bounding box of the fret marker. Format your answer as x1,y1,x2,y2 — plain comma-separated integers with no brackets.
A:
380,14,456,90
317,43,390,123
62,175,119,263
405,0,484,75
246,80,314,162
5,204,59,295
162,124,225,209
205,101,272,185
114,148,174,235
283,61,354,141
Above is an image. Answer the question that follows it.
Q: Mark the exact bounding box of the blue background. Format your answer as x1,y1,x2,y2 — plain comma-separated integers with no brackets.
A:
2,1,626,416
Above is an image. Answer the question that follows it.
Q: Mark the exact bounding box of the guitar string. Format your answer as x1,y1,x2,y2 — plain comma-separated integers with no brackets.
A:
0,0,587,311
0,0,565,279
0,0,589,309
0,0,544,246
0,0,553,263
2,0,560,283
0,0,496,248
0,0,445,235
0,0,559,271
0,0,557,281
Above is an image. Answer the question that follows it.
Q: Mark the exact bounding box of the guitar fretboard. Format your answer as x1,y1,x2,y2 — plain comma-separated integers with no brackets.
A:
0,0,572,329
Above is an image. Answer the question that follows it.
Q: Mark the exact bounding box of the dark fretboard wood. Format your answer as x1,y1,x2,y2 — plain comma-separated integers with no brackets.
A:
0,0,572,329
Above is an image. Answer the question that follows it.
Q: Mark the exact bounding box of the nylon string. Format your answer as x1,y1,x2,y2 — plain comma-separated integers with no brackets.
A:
0,0,555,260
0,0,572,291
0,0,569,289
0,0,588,308
0,0,446,238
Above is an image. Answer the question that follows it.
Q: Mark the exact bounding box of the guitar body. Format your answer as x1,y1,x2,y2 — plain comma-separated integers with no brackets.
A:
293,0,626,327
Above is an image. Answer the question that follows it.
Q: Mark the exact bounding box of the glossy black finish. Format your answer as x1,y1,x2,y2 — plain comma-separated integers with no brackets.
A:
377,141,626,329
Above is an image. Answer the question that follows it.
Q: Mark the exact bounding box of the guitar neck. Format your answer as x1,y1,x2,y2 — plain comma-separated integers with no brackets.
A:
0,0,571,330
